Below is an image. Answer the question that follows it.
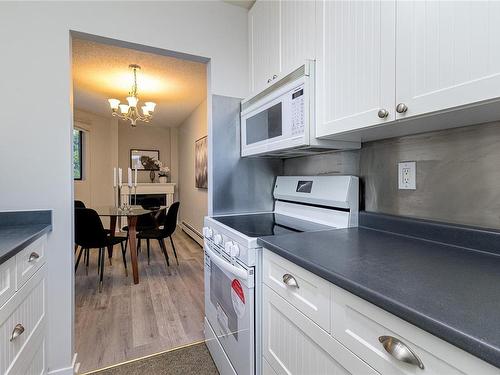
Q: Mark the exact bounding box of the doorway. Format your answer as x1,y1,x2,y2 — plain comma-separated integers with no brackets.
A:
71,34,209,373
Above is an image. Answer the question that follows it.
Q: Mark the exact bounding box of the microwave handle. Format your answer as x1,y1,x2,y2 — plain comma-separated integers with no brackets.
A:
204,244,248,281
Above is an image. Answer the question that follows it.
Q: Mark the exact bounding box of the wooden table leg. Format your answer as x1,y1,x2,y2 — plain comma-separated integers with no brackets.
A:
127,216,139,284
107,216,117,265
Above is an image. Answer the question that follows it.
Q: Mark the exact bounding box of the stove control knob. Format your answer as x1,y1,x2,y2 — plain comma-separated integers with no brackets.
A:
214,234,223,246
204,227,213,239
230,243,240,257
224,242,232,254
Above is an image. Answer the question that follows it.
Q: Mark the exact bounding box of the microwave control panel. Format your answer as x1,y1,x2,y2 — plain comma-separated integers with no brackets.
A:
291,87,305,136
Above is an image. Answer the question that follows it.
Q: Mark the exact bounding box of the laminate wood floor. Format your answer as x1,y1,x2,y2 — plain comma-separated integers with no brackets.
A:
75,229,205,374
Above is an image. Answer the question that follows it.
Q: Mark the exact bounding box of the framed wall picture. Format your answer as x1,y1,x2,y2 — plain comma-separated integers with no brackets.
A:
130,149,160,170
195,136,208,189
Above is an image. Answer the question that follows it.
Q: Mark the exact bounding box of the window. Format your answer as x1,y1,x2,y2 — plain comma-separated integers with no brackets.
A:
73,129,83,180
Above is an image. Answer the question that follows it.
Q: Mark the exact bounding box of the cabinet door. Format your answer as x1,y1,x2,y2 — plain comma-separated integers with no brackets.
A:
316,0,396,138
262,285,379,375
396,1,500,119
280,0,316,78
249,0,280,95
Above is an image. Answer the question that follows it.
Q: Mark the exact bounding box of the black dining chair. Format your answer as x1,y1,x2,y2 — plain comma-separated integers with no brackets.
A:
74,208,128,291
122,197,163,263
75,200,86,208
137,202,180,267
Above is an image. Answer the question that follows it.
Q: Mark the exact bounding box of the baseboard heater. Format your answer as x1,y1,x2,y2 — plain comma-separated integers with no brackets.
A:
181,221,203,246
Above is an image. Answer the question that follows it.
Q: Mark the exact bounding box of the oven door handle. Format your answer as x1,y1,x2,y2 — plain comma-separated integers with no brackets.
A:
204,244,248,281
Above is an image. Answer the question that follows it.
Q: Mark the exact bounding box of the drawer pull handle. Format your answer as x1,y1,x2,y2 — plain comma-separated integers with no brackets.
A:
282,274,299,288
29,252,40,262
378,336,424,369
10,324,25,342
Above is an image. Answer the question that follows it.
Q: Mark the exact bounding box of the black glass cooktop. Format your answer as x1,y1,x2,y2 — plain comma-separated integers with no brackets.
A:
213,213,333,238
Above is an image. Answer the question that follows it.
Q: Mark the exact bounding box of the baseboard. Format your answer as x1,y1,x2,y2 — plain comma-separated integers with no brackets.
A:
181,221,203,246
48,364,75,375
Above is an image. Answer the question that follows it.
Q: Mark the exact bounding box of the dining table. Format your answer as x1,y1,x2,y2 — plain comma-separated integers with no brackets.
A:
92,205,161,284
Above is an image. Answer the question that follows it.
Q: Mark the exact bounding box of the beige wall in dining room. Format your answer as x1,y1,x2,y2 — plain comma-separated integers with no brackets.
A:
178,99,208,243
73,109,118,216
118,124,173,184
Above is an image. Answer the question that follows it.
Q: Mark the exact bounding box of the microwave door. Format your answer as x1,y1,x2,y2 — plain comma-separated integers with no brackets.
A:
245,102,283,146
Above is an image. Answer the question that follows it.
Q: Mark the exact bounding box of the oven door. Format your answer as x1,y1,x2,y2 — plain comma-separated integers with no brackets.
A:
241,78,308,157
204,243,254,375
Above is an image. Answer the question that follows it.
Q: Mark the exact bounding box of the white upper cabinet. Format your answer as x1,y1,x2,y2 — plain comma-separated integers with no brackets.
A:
249,0,280,95
248,0,316,97
280,0,316,78
316,0,396,138
396,0,500,119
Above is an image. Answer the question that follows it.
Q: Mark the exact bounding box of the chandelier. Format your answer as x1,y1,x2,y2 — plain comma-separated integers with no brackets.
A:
108,64,156,126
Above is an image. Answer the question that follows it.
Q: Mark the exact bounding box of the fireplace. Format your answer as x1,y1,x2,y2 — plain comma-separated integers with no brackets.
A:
134,194,166,207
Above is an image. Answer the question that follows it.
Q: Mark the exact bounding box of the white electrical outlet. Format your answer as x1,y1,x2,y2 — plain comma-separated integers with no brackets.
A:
398,161,416,190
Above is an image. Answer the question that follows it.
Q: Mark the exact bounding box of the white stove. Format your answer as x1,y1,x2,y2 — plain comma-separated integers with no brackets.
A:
203,176,359,375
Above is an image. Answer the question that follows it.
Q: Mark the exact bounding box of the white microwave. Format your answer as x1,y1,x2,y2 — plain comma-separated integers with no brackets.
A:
241,62,357,158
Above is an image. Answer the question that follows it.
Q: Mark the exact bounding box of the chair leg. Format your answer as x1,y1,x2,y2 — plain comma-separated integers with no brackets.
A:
75,244,79,254
169,236,179,265
138,239,142,253
120,242,128,277
147,239,151,265
75,246,84,273
85,248,89,276
158,239,170,267
99,248,105,292
97,247,101,273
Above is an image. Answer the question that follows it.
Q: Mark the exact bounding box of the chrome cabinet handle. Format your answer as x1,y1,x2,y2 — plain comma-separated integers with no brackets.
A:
267,78,272,83
396,103,408,113
282,273,299,288
378,109,389,118
378,336,424,369
272,74,277,80
28,252,40,262
10,324,25,342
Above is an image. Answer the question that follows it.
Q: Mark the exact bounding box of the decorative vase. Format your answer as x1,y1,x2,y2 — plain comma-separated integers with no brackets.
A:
159,176,167,183
149,171,155,183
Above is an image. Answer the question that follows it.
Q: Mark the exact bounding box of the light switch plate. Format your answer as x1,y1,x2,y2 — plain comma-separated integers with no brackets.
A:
398,161,416,190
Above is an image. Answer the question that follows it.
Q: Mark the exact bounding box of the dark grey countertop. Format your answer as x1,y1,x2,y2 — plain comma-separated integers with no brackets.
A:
0,210,52,264
257,212,500,369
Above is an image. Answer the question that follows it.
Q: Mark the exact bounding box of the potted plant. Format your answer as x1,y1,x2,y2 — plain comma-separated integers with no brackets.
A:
154,160,170,183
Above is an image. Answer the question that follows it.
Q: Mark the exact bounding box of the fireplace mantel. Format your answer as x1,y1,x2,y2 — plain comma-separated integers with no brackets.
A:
123,183,176,207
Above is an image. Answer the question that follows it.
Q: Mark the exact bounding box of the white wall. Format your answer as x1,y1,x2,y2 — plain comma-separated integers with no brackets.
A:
0,2,248,373
118,125,172,183
178,100,208,242
74,110,118,211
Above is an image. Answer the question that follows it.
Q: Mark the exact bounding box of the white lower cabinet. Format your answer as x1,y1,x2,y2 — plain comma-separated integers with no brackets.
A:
0,235,47,375
331,285,500,375
262,285,378,375
261,249,500,375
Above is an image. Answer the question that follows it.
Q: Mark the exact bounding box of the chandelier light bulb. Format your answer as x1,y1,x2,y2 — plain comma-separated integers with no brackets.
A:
126,96,138,108
119,104,129,114
108,98,120,110
142,106,150,116
145,102,156,112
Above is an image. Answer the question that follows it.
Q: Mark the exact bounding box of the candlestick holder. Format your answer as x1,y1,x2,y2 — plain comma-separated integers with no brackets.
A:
134,186,137,205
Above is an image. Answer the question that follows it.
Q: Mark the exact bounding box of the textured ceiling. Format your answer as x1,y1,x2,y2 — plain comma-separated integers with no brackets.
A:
223,0,255,10
72,38,207,128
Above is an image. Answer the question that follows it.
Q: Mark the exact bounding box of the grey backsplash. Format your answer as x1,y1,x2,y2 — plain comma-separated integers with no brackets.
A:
284,121,500,230
212,95,283,215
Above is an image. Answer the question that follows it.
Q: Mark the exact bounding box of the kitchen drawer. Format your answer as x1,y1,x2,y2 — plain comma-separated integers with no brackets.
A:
263,285,378,375
0,257,16,308
0,265,46,375
263,249,331,332
7,331,45,375
331,284,500,375
16,235,46,289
